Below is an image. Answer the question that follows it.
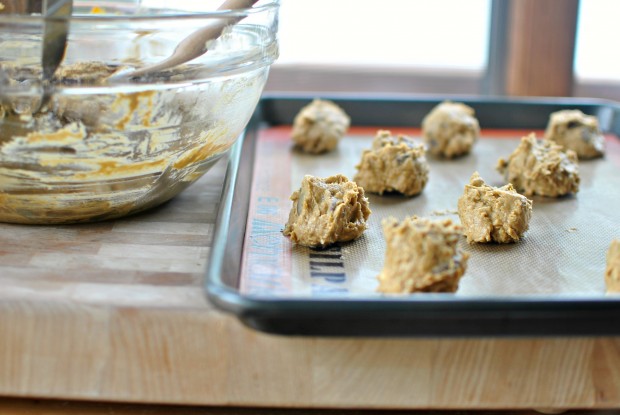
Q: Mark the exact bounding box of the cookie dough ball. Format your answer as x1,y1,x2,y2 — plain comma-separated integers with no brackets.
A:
291,99,350,154
377,216,469,294
606,240,620,293
421,101,480,158
353,130,429,196
544,109,605,159
458,172,532,244
496,133,580,197
283,174,371,248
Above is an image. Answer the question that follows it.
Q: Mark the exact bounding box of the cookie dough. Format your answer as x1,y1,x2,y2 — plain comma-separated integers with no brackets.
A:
283,174,371,248
496,133,580,197
377,216,468,294
457,172,532,244
291,98,350,154
0,60,265,224
605,240,620,293
421,101,480,158
353,130,429,196
544,109,605,159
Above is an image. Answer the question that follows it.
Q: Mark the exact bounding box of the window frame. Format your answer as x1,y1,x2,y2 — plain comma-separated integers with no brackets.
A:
267,0,618,101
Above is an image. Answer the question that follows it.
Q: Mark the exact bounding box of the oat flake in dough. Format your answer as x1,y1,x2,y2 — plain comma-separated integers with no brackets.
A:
283,174,371,248
458,172,532,244
291,99,350,154
354,130,429,196
606,240,620,293
377,216,468,294
496,133,580,197
421,101,480,158
544,109,605,159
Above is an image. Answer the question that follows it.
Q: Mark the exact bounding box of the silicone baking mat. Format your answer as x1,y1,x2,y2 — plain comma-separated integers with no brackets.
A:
240,126,620,298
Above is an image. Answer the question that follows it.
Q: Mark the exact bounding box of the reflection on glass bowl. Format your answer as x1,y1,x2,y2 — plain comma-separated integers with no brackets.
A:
0,0,279,224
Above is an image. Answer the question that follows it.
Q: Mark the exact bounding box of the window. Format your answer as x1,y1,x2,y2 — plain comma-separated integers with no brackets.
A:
141,0,620,100
277,0,491,71
573,0,620,100
268,0,492,94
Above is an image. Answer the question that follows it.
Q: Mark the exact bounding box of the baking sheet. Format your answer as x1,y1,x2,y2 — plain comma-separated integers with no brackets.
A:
205,95,620,336
240,126,620,298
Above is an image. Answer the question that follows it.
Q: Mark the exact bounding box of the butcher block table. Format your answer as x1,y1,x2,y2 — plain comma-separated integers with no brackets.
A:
1,156,620,411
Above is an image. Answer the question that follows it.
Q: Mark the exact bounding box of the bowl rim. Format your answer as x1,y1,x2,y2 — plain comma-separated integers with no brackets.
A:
0,0,279,23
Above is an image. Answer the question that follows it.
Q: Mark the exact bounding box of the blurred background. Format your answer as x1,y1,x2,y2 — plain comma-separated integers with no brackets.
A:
4,0,618,100
265,0,620,100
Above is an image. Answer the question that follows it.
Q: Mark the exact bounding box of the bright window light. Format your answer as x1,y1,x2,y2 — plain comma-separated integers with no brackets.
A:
139,0,491,71
276,0,491,71
574,0,620,82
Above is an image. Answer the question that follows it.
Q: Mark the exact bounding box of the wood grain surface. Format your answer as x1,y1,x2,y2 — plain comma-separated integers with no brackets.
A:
1,399,619,415
1,157,620,410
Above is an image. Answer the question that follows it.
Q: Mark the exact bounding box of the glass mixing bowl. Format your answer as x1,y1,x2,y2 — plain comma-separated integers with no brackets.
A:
0,0,279,224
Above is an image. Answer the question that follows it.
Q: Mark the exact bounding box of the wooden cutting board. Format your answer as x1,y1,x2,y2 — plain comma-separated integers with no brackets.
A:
1,157,620,410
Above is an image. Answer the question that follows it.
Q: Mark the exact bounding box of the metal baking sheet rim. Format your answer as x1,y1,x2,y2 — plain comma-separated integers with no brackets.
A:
204,93,620,337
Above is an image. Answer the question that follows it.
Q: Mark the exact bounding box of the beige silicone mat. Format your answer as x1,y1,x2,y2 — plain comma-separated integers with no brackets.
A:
240,126,620,298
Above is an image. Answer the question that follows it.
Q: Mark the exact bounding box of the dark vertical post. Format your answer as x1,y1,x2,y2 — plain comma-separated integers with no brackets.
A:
482,0,511,96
